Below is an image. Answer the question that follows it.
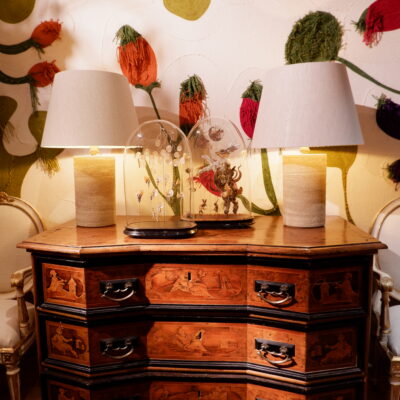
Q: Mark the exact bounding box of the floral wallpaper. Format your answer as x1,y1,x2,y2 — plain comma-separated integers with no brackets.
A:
0,0,399,232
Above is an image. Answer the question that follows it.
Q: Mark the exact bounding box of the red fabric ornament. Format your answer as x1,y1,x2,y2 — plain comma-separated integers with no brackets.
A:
193,170,221,197
31,20,62,48
240,97,259,139
28,61,60,87
239,80,263,139
360,0,400,46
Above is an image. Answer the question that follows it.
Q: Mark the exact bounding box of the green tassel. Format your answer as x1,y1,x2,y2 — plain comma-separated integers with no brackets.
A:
241,80,263,102
180,74,206,101
352,8,368,34
285,11,343,64
115,25,142,46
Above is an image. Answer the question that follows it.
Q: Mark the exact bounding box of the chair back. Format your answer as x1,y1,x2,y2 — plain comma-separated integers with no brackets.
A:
370,197,400,301
0,192,44,295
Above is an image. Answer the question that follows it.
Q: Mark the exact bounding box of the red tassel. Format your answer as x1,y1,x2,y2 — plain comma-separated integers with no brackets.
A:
28,61,60,87
240,97,259,139
364,0,400,46
31,20,62,48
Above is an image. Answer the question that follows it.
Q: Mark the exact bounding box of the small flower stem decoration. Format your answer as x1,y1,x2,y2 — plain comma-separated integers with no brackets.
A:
0,20,62,55
238,81,280,216
115,25,163,120
0,61,60,111
115,25,183,215
179,74,208,135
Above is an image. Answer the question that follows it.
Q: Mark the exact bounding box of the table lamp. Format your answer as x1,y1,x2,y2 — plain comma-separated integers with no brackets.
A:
251,61,363,228
41,70,139,227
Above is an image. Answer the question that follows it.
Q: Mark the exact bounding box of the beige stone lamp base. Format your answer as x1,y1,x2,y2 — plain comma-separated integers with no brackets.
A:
73,156,116,227
282,154,327,228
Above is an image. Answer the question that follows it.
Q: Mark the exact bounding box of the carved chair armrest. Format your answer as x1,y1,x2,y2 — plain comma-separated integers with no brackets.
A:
373,268,394,345
10,266,33,339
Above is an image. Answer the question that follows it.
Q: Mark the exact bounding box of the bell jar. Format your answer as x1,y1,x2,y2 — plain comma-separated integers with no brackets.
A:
124,119,197,238
183,116,253,228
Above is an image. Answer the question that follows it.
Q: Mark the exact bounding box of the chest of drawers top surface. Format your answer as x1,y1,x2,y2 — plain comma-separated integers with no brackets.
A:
18,215,384,258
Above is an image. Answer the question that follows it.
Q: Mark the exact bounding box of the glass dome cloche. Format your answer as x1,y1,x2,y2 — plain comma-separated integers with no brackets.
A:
182,116,253,228
124,119,197,238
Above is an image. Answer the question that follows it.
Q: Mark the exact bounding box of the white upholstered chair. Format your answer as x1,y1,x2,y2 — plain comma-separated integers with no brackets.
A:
0,192,44,400
370,197,400,400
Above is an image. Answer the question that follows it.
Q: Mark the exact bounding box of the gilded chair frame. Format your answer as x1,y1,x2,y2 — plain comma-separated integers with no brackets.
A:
370,197,400,400
0,192,44,400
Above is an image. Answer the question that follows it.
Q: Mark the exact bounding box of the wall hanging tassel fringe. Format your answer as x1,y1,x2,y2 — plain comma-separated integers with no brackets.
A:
0,61,60,111
0,20,61,55
354,0,400,47
285,11,400,95
239,80,262,139
386,159,400,189
115,25,157,87
376,94,400,140
179,74,207,135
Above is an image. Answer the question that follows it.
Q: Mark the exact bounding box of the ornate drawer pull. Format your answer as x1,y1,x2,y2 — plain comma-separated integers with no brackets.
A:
255,339,295,367
255,280,295,306
100,278,138,302
100,336,137,359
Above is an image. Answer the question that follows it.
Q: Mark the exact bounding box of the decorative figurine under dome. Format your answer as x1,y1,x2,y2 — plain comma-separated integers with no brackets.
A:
124,119,197,238
183,117,253,228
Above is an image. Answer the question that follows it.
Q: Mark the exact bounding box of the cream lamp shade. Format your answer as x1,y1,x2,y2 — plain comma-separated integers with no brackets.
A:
251,61,363,228
42,70,139,227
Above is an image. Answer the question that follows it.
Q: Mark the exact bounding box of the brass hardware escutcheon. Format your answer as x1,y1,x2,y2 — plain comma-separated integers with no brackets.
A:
100,336,137,359
255,338,295,367
100,278,138,302
255,280,295,306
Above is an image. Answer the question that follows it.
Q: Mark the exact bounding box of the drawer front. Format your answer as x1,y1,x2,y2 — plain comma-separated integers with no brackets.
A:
43,262,148,308
44,319,357,373
45,378,358,399
47,379,148,400
42,261,364,314
42,262,247,309
248,265,364,313
45,320,147,367
249,325,358,373
145,263,246,305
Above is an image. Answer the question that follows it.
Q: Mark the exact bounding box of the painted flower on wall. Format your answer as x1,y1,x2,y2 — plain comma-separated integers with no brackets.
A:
0,61,60,110
163,0,211,21
0,20,62,54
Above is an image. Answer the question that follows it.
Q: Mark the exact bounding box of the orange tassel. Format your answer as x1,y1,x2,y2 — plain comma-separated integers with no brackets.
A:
117,36,157,86
179,94,206,128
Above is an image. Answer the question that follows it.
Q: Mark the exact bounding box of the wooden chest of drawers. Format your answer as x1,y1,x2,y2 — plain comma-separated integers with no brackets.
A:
18,216,385,399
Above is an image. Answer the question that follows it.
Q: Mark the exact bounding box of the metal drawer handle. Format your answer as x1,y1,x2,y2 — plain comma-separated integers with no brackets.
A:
257,343,293,366
255,339,295,367
100,279,138,302
255,280,295,306
101,336,136,359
